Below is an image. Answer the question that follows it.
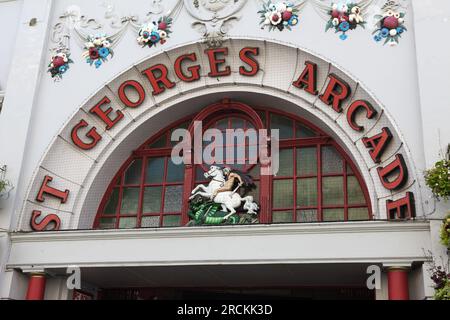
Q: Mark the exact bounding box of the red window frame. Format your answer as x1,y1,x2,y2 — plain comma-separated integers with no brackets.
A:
94,101,372,229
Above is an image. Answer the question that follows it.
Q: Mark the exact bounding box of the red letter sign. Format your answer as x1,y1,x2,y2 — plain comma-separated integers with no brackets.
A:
118,80,146,108
346,100,377,132
292,61,318,95
174,53,201,82
377,154,408,190
386,193,415,220
239,47,259,76
30,210,61,231
362,127,393,163
71,120,102,150
142,64,176,95
89,96,124,130
36,175,69,203
319,74,351,113
205,48,231,77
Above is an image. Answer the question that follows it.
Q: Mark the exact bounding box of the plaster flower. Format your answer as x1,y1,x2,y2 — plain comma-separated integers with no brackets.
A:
383,16,399,29
86,42,95,48
59,65,68,73
95,59,102,68
351,6,361,14
150,31,160,43
389,28,397,36
340,4,348,13
374,34,382,42
339,33,348,40
93,38,103,46
98,47,110,58
339,21,350,32
396,27,404,34
89,48,99,60
269,11,282,25
264,18,270,25
398,18,404,24
159,30,167,39
381,28,389,38
332,18,340,26
332,3,338,10
102,40,111,48
288,15,298,26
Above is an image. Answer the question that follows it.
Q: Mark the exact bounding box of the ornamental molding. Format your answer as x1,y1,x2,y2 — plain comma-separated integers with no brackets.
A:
184,0,248,47
0,91,4,114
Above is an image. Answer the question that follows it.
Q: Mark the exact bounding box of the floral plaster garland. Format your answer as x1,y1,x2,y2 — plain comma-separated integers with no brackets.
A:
326,2,366,40
48,51,74,80
82,35,114,69
373,1,407,46
137,16,173,48
258,1,301,32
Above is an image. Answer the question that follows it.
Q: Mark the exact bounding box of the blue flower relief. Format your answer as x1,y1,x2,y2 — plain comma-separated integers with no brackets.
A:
381,28,389,38
396,27,404,34
59,65,68,74
150,31,161,43
374,34,382,42
339,33,348,41
99,47,110,58
339,21,350,32
95,59,102,69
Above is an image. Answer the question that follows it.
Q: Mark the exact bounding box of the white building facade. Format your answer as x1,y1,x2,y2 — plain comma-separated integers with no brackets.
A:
0,0,449,300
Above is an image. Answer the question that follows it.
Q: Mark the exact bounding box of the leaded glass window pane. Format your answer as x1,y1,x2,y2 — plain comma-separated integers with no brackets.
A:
271,114,294,139
149,135,167,148
322,146,343,174
141,216,160,228
98,217,116,229
164,186,183,213
273,211,293,223
273,180,293,208
103,188,119,215
348,208,369,220
322,177,345,206
347,176,366,205
296,123,317,138
297,178,318,207
120,188,139,214
146,157,165,183
163,215,181,227
323,208,345,221
297,210,318,222
297,147,317,176
119,217,137,229
124,159,142,185
277,149,293,177
166,160,184,183
143,186,162,213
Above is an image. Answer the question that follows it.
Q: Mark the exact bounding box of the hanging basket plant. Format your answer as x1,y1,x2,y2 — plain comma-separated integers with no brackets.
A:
440,214,450,249
428,258,450,300
325,2,366,40
424,159,450,200
0,179,13,203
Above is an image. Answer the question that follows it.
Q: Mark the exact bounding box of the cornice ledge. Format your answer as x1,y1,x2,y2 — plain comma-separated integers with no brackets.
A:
10,221,431,243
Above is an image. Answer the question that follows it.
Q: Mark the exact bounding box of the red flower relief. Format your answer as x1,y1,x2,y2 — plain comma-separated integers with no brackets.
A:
89,48,99,60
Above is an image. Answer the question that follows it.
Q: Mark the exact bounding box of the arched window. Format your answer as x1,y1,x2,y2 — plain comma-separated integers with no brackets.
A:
94,102,371,229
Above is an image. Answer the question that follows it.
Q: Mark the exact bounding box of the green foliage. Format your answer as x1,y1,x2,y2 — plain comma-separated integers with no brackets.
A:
434,279,450,300
0,179,11,194
440,214,450,247
424,159,450,200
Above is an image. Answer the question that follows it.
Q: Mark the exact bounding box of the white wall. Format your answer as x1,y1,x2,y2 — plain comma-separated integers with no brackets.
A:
0,0,23,91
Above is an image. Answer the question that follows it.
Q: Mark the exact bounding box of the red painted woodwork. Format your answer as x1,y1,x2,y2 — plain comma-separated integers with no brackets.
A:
26,274,46,300
386,192,416,219
387,268,410,300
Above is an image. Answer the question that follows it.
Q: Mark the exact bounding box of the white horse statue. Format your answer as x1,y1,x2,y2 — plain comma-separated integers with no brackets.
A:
189,166,259,220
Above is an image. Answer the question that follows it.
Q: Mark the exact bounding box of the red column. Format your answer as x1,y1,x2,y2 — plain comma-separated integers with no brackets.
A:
387,267,410,300
26,273,47,300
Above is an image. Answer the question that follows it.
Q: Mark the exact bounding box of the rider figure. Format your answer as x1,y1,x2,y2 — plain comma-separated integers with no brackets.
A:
212,167,243,199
